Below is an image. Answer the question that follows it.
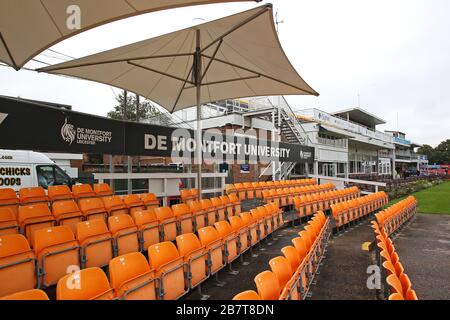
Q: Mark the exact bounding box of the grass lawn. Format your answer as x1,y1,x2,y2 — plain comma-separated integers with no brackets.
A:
387,181,450,214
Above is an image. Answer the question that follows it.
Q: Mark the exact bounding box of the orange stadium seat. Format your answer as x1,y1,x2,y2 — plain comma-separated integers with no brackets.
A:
76,219,113,269
19,187,48,205
139,193,160,210
48,185,73,203
132,210,159,251
78,197,108,221
18,203,56,245
172,203,194,235
0,234,38,297
109,252,157,300
51,200,83,234
148,242,186,300
57,267,114,300
72,184,96,200
176,233,209,290
0,188,19,217
108,215,139,256
0,289,49,300
93,183,113,197
154,207,177,242
198,226,225,275
123,194,146,215
102,196,128,217
33,226,80,287
0,208,19,236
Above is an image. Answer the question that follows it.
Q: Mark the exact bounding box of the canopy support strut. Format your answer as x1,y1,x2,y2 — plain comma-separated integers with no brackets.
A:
195,29,203,200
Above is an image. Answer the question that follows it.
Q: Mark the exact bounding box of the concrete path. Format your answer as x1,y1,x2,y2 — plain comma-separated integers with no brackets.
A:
184,222,305,300
393,213,450,300
310,219,377,300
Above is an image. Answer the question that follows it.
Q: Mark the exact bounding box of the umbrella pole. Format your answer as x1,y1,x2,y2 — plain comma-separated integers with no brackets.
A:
195,30,203,200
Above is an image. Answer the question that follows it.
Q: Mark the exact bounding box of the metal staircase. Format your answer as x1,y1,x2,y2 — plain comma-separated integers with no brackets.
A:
252,96,312,180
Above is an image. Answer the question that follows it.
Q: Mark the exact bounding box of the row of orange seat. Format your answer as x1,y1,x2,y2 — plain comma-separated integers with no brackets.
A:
293,186,360,218
372,220,418,300
331,192,388,229
226,179,317,200
375,196,417,236
0,184,115,209
262,183,336,208
0,190,245,244
233,211,330,300
1,202,284,300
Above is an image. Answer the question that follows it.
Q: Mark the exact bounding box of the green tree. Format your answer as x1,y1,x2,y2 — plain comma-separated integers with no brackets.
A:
417,144,435,163
434,139,450,164
107,90,162,121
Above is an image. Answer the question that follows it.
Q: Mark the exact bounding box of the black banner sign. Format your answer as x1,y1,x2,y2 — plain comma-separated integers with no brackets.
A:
0,96,315,164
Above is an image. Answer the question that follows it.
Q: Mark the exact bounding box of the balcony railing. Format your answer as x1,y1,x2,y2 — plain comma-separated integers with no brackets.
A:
296,108,394,144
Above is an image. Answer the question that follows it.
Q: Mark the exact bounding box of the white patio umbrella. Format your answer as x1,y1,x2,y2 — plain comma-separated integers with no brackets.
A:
0,0,259,70
39,4,319,198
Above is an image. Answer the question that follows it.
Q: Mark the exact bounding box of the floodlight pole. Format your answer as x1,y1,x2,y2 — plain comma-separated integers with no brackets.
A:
195,29,203,200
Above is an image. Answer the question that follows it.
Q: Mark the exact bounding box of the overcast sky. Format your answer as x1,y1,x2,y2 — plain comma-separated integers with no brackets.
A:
1,0,449,147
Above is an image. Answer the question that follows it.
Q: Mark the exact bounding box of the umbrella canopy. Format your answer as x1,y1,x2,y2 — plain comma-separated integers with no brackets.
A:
38,4,319,112
0,0,259,70
39,4,319,198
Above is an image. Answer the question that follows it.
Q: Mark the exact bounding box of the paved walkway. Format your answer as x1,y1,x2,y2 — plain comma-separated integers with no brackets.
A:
184,222,305,300
393,213,450,300
310,219,377,300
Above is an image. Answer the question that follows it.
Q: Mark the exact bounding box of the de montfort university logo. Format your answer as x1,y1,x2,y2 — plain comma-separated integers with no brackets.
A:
61,118,76,145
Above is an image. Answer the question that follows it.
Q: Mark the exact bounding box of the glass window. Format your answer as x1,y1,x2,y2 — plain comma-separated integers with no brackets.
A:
36,165,70,189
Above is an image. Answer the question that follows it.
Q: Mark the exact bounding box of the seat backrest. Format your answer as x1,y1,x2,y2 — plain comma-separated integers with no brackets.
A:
109,252,151,292
172,203,191,217
93,184,113,197
18,203,53,225
140,193,159,203
0,207,16,224
102,196,125,210
0,233,32,258
386,274,403,295
131,210,158,227
72,184,95,198
148,241,180,270
228,194,239,203
232,290,261,300
214,221,233,238
210,197,223,208
0,289,49,300
33,225,76,254
228,216,244,231
76,219,110,243
197,226,220,247
123,194,143,206
52,200,81,219
108,214,136,234
199,199,213,210
19,187,47,205
254,271,280,300
281,246,301,271
176,233,202,256
240,212,254,225
219,195,230,205
154,207,174,221
48,185,73,201
0,188,18,204
57,267,113,300
269,256,293,289
291,237,307,260
188,200,203,213
180,189,192,200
